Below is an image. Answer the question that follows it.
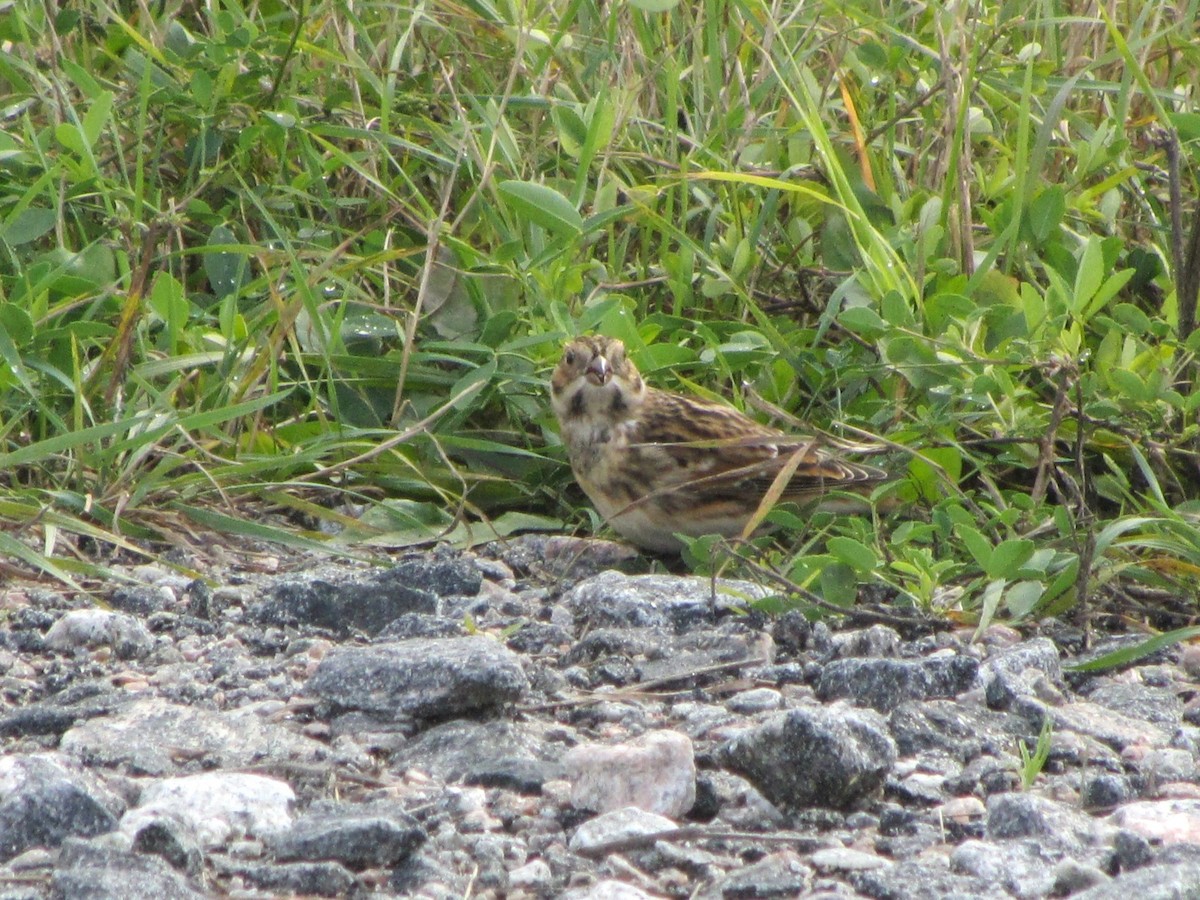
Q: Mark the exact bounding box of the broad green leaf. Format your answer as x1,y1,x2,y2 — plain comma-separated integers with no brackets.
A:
82,91,114,147
0,303,34,347
957,525,994,572
204,224,250,299
1078,268,1135,322
1108,368,1148,402
552,105,587,158
498,181,583,237
819,561,857,606
2,208,56,245
827,536,879,573
1005,581,1044,618
988,539,1035,580
1072,235,1103,314
1027,185,1065,244
838,305,885,335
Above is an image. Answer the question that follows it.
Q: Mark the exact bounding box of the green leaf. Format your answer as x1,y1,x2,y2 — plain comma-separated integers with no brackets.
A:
82,91,114,147
1072,235,1104,314
0,303,35,347
204,224,250,299
908,447,962,504
498,181,583,237
827,536,879,573
818,561,857,606
1109,368,1148,402
1004,580,1044,618
957,525,994,572
1078,268,1134,322
2,208,56,245
551,105,587,158
973,577,1006,639
988,539,1035,580
1027,185,1065,244
838,305,885,335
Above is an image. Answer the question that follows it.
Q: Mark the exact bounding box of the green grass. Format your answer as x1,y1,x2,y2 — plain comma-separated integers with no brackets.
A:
3,0,1200,636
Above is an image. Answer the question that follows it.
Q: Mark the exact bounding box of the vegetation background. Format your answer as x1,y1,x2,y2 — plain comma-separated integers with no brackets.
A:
2,0,1199,646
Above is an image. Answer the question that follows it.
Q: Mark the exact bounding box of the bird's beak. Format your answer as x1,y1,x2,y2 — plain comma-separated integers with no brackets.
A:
586,354,611,385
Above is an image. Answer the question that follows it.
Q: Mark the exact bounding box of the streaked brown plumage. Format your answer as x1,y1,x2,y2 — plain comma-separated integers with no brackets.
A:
550,335,888,553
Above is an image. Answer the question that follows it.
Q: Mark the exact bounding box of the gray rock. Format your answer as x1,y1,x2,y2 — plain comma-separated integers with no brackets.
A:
949,838,1064,897
270,809,424,869
829,624,903,658
720,706,896,810
816,656,978,711
986,793,1102,851
1051,859,1111,894
726,687,785,714
0,755,121,862
0,681,126,738
61,700,325,775
889,698,1023,759
1113,827,1155,871
1085,680,1186,730
1048,699,1171,752
223,860,357,897
850,858,1006,899
562,880,660,900
980,637,1064,708
51,837,205,899
130,815,203,876
250,575,437,637
108,585,174,616
488,534,640,579
714,850,813,897
303,636,528,719
562,571,768,631
390,719,558,787
1071,861,1200,899
810,847,891,872
1081,773,1133,809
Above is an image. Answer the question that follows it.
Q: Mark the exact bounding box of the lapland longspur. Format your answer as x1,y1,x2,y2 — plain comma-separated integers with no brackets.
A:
550,335,888,553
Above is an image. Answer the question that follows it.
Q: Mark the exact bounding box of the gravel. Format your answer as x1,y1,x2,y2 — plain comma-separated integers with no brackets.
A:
2,535,1199,898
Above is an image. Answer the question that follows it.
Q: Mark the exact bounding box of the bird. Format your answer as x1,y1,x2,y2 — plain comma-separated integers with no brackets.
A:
550,334,889,553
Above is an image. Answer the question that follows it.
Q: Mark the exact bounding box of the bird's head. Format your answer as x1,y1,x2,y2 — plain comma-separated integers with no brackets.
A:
550,335,646,426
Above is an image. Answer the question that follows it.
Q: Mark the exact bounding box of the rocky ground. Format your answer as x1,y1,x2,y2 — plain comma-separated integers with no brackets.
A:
1,534,1199,899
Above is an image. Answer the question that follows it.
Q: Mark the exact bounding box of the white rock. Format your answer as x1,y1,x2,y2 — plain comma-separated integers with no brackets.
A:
811,847,892,871
119,772,294,847
567,806,677,854
44,609,152,657
565,730,695,818
726,688,784,714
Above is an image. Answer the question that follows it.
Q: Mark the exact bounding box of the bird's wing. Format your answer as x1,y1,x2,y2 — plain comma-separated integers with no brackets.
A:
630,389,886,500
